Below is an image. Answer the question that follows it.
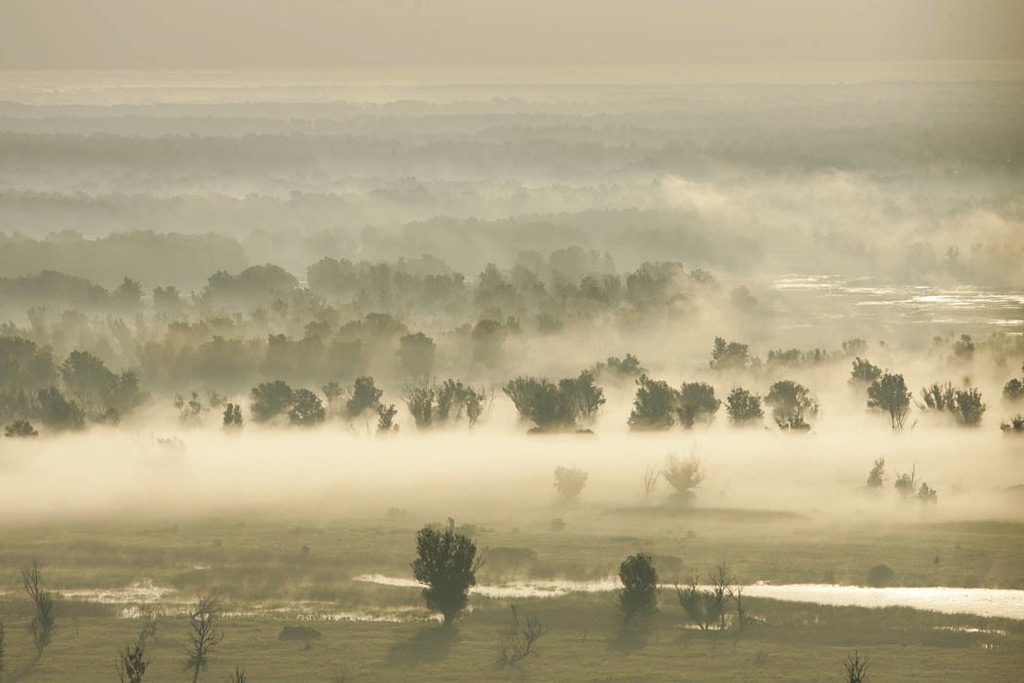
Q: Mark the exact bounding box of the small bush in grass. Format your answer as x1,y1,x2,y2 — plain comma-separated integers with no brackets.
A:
866,564,894,587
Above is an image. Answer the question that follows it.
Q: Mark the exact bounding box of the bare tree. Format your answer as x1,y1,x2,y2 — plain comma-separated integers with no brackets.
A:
22,560,56,658
640,464,659,504
115,636,150,683
229,666,247,682
495,604,548,669
183,593,223,683
843,650,869,682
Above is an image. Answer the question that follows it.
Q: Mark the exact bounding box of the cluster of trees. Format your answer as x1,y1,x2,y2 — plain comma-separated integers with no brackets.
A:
0,337,145,434
627,375,815,432
247,376,398,432
503,371,605,433
404,380,485,429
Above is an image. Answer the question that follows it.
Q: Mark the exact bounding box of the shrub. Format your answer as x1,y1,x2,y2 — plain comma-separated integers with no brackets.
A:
866,564,894,587
278,625,322,642
661,455,704,499
495,605,547,670
1001,414,1024,433
22,561,55,659
4,419,38,437
866,457,886,488
553,465,589,502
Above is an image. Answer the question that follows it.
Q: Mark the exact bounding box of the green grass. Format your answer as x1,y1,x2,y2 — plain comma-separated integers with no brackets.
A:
0,510,1022,680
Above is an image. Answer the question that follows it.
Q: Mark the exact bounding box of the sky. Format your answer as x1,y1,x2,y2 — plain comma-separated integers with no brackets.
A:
2,0,1023,70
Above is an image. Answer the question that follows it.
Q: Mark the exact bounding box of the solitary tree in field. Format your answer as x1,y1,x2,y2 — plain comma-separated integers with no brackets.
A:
495,604,548,670
843,650,869,683
411,520,480,626
184,593,222,683
553,465,589,502
115,635,150,683
619,553,658,623
866,372,911,431
22,560,56,659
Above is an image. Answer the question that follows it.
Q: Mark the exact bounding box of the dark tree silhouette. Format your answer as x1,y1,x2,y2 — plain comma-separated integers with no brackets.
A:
183,593,222,683
411,520,480,626
628,375,678,430
867,372,912,431
675,382,720,428
22,560,55,658
726,387,763,425
250,380,294,422
765,380,818,431
619,553,658,623
5,418,38,437
289,388,326,426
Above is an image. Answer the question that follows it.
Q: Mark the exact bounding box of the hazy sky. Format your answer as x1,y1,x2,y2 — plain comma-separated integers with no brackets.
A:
2,0,1023,70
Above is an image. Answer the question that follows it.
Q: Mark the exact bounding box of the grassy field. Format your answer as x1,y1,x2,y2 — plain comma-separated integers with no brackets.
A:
0,509,1023,681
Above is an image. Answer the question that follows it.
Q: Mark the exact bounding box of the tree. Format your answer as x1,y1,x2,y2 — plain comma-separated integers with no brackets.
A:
557,370,605,426
710,337,751,371
250,380,294,423
22,560,56,658
405,385,435,428
115,636,150,683
222,403,242,429
1003,364,1024,402
5,419,38,437
553,465,588,502
894,465,916,498
866,372,911,431
675,382,720,428
849,357,882,386
346,376,383,419
628,375,678,430
676,564,735,631
398,332,436,378
411,520,480,626
184,593,222,683
640,464,659,504
921,382,985,426
619,553,658,623
504,375,601,433
726,387,763,425
495,604,547,670
289,388,325,426
866,457,886,489
34,386,85,430
843,650,869,683
917,482,938,504
765,380,818,431
377,403,398,434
